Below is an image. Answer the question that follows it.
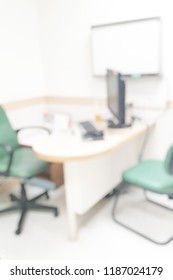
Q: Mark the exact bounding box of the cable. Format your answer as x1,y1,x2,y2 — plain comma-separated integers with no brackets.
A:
153,74,171,122
130,75,171,161
137,121,153,162
131,75,171,122
130,116,152,162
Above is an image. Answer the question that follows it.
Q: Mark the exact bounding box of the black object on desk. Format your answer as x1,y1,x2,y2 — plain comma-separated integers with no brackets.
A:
79,121,104,140
107,119,132,129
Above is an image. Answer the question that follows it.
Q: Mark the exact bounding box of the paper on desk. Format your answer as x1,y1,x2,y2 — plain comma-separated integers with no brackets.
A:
53,113,70,132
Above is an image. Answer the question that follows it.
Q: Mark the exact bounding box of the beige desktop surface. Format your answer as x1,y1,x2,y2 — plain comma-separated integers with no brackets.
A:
33,122,154,162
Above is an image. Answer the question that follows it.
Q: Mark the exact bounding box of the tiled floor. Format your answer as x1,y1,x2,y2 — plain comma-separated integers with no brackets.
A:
0,180,173,260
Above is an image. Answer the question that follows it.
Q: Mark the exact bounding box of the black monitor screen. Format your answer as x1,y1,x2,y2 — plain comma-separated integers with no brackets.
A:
107,69,125,125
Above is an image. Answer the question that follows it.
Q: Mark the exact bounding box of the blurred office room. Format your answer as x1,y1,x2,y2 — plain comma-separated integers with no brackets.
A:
0,0,173,260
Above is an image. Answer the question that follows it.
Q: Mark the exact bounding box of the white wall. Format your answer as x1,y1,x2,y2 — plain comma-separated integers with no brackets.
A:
39,0,173,107
39,0,105,98
0,0,44,103
1,0,173,105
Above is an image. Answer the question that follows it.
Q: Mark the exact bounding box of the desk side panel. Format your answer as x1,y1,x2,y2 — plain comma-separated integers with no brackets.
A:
64,139,141,215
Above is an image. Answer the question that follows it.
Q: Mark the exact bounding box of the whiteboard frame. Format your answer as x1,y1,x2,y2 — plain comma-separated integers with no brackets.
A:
91,17,162,77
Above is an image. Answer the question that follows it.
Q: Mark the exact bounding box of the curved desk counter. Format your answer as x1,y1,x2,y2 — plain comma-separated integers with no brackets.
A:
33,122,154,239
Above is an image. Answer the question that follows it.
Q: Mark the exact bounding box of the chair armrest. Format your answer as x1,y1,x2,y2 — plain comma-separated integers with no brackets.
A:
0,144,14,176
16,126,51,135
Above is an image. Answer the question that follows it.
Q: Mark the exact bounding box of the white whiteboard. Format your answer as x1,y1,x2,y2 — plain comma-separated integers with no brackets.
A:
91,17,161,76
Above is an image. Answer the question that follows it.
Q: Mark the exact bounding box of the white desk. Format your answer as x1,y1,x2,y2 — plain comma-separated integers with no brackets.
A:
33,122,154,239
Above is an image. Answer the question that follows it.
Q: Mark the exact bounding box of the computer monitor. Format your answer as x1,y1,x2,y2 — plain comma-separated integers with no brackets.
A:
106,69,131,128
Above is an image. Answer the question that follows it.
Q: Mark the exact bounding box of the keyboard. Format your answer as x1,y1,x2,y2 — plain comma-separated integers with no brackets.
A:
79,121,104,139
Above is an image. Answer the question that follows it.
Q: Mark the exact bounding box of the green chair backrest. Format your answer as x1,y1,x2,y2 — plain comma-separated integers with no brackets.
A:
164,145,173,174
0,106,19,157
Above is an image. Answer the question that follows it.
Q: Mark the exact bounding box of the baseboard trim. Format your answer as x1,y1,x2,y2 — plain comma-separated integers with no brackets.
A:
2,95,173,111
1,96,46,110
2,95,106,110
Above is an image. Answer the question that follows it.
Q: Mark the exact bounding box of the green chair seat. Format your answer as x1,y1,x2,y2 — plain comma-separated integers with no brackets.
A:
113,146,173,245
0,147,49,178
123,160,173,194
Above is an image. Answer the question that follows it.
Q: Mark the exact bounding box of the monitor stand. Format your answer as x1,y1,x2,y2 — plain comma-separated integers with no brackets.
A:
107,119,132,129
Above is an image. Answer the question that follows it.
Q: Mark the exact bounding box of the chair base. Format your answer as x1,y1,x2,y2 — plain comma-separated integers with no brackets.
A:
112,185,173,245
0,183,58,235
105,182,128,198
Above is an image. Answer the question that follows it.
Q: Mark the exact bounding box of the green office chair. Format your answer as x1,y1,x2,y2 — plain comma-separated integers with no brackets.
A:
112,145,173,245
0,106,58,234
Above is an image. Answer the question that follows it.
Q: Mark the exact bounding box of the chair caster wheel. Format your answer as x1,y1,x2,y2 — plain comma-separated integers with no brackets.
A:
54,209,58,217
15,228,21,235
